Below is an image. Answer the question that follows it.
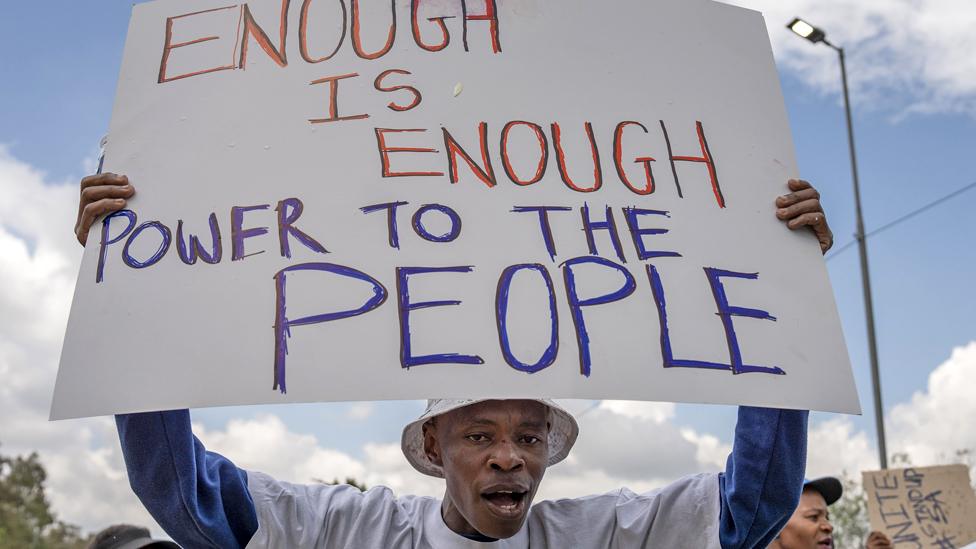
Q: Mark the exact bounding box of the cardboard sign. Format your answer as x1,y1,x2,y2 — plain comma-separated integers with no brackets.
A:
51,0,859,419
864,465,976,548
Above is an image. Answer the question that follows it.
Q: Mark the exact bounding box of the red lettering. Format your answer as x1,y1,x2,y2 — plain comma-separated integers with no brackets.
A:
374,128,444,177
662,120,725,208
442,122,496,188
351,0,397,60
411,0,453,52
374,69,422,112
551,122,602,193
613,121,655,195
462,0,501,53
239,0,291,69
308,73,369,123
299,0,347,63
500,121,548,186
158,5,240,84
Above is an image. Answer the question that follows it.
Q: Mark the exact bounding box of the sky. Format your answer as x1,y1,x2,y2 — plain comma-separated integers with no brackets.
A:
1,0,975,537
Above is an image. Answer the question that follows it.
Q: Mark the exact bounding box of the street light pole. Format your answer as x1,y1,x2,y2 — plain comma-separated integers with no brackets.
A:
833,43,889,470
787,18,888,469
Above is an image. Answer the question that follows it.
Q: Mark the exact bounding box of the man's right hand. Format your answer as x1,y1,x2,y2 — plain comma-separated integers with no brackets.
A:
75,173,134,247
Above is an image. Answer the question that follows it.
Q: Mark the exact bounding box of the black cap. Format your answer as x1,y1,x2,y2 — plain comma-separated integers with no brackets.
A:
803,476,843,505
88,524,180,549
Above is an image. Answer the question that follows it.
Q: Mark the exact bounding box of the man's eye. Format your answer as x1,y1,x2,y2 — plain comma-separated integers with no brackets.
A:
466,434,488,443
520,435,541,444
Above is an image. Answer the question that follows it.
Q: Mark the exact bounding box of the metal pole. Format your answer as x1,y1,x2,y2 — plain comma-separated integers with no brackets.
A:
830,42,888,469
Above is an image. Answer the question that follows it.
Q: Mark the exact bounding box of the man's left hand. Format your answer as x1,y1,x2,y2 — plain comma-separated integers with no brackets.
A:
776,179,833,254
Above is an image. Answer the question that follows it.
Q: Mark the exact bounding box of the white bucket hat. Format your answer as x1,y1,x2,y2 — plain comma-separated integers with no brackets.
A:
401,399,580,478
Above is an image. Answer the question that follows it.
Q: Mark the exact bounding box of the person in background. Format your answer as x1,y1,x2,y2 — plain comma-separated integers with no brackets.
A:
88,524,179,549
768,476,843,549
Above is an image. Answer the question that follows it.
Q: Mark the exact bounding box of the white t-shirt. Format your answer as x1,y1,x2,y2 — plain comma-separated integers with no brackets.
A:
245,471,721,548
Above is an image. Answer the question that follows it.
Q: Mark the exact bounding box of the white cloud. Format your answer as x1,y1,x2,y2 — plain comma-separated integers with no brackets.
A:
597,400,676,424
725,0,976,118
887,342,976,466
680,428,733,471
535,402,733,499
345,401,375,421
0,146,160,535
193,414,445,497
805,416,876,478
564,403,723,484
194,415,366,484
803,341,976,480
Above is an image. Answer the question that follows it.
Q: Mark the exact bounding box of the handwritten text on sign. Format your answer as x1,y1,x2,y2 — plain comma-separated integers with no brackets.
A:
51,0,859,418
864,465,976,549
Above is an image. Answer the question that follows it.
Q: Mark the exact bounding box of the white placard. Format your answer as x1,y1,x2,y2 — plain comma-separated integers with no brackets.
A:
52,0,860,419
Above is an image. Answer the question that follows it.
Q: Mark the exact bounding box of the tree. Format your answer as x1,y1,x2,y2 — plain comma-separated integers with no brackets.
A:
829,475,869,549
0,444,90,549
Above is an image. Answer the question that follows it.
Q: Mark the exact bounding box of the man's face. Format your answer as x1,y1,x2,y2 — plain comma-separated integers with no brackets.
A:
423,400,550,539
777,489,834,549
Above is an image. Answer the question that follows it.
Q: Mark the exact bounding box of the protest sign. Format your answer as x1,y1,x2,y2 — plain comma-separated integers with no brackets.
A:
51,0,859,419
864,465,976,548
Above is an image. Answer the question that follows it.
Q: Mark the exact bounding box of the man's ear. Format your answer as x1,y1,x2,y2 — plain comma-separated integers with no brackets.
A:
422,419,443,466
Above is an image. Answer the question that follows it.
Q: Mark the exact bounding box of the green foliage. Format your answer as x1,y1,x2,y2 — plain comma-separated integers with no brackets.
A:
0,444,90,549
830,475,869,549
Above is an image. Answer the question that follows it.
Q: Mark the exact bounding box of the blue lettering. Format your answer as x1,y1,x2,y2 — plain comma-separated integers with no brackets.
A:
96,210,137,283
396,266,483,367
272,262,388,393
562,256,636,377
122,221,172,269
495,264,559,373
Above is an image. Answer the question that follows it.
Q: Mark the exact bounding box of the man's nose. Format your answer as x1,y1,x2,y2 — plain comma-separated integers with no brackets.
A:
820,518,833,534
488,440,525,471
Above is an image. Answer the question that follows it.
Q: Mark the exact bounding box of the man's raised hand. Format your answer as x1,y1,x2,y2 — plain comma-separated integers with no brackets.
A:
776,179,833,254
75,173,134,247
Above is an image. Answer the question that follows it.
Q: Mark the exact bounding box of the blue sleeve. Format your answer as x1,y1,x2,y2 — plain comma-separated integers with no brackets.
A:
115,411,259,549
717,406,808,549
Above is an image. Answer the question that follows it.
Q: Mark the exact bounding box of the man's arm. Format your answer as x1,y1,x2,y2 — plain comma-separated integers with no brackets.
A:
116,411,259,548
718,407,808,549
717,179,828,547
76,176,258,546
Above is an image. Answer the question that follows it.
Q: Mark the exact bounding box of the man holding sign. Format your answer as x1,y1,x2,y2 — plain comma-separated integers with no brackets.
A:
55,0,863,546
75,175,831,548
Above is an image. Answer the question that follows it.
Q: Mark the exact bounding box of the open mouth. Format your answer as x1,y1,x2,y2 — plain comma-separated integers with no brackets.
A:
818,538,833,548
481,489,529,518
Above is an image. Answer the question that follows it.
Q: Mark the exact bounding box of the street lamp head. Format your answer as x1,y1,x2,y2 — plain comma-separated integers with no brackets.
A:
787,17,826,44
